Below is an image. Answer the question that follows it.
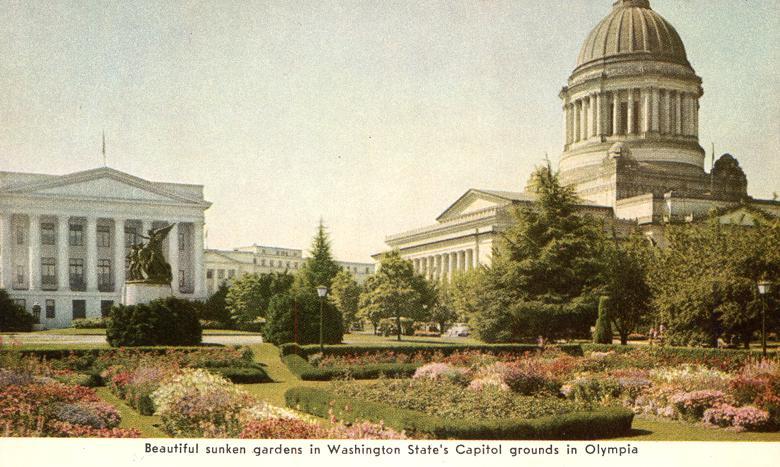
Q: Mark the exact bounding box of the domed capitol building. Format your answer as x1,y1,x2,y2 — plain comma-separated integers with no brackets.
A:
382,0,779,281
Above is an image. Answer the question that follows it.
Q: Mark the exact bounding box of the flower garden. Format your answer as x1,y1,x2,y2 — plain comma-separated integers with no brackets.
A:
1,337,779,439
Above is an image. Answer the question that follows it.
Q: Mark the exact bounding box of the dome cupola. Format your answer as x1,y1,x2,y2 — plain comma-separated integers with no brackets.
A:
576,0,689,70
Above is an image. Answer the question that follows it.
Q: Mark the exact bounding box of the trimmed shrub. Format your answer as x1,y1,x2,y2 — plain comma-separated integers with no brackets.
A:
282,355,417,381
208,364,272,384
106,297,202,347
285,386,634,440
281,343,581,358
592,296,612,344
0,289,35,332
72,318,108,329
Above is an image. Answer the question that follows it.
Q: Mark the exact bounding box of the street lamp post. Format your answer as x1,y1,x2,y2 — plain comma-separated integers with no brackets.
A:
316,285,328,353
757,280,772,358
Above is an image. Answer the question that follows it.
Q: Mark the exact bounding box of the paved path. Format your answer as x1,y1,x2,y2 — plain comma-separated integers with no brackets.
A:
0,333,264,346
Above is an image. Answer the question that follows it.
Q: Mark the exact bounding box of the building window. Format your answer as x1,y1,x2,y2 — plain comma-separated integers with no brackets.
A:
41,257,56,289
45,299,56,319
98,259,112,291
15,225,25,244
41,223,56,245
69,258,85,291
365,267,370,274
179,270,185,289
72,300,86,320
261,259,266,266
206,269,214,279
32,304,41,324
217,269,225,279
100,300,114,318
125,227,138,247
228,269,235,278
13,299,26,309
14,265,25,288
178,231,186,251
69,224,84,246
97,226,111,247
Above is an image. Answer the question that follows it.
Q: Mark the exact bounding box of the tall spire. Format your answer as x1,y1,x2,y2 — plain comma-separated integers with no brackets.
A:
101,130,107,167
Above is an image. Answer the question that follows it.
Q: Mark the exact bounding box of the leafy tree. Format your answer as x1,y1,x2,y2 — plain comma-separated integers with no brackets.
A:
601,231,653,345
198,282,233,327
0,289,35,332
226,272,294,326
358,250,434,341
262,289,343,345
430,282,460,334
472,163,606,342
593,296,612,344
330,269,361,332
298,220,341,290
648,217,780,347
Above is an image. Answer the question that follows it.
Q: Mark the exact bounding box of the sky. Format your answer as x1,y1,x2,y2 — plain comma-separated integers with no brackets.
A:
1,0,778,262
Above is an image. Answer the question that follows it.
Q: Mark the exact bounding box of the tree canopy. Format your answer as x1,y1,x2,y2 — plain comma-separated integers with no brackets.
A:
330,269,361,332
358,250,434,340
225,272,294,326
471,163,607,342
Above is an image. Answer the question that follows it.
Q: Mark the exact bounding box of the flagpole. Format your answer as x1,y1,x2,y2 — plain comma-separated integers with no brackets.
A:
102,131,107,167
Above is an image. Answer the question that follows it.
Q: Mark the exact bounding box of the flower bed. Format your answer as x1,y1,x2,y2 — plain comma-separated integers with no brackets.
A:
285,386,633,440
0,369,138,437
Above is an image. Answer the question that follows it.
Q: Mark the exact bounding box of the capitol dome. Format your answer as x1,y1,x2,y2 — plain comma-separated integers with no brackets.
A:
576,0,689,70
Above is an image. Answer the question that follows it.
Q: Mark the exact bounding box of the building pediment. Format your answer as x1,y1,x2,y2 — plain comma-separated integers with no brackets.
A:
2,167,208,206
436,189,534,222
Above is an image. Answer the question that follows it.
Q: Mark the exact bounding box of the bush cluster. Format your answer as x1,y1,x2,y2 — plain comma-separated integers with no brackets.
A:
285,386,634,440
282,355,417,381
71,318,109,329
106,297,202,347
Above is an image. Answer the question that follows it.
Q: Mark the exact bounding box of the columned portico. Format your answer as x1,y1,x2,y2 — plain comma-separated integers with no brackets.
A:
0,167,211,328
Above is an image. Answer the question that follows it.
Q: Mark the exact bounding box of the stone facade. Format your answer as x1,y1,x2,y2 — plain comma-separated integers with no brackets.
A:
381,0,778,272
205,245,374,295
0,167,210,328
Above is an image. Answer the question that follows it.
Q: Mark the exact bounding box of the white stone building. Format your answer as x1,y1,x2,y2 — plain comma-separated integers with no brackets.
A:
205,244,374,296
382,0,779,274
0,167,210,327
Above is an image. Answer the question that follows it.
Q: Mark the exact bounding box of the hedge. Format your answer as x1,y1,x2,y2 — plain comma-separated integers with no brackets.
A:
285,386,634,440
279,343,582,358
580,343,769,369
208,364,272,384
282,355,417,381
0,345,247,361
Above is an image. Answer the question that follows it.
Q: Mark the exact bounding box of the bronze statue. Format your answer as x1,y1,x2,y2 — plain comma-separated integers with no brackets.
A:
126,223,176,284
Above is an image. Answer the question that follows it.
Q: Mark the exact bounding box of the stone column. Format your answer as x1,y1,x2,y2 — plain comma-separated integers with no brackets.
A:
651,87,660,133
662,90,671,134
627,89,635,135
168,223,180,293
693,97,699,137
458,250,466,272
57,216,69,291
28,214,41,291
684,94,694,136
612,92,620,135
449,252,457,277
595,93,603,137
113,218,126,291
86,216,98,292
676,92,683,135
474,232,481,268
193,221,205,297
573,100,580,142
580,98,588,141
641,88,651,134
563,103,570,146
0,212,12,290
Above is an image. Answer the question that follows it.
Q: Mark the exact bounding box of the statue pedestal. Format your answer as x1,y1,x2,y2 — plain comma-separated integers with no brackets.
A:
124,282,173,306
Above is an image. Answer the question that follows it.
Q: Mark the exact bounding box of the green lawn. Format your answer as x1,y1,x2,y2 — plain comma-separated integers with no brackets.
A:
95,387,166,438
624,417,780,442
34,328,260,336
342,332,481,347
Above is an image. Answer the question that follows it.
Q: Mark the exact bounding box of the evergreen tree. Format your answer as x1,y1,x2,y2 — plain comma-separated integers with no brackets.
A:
298,220,341,290
593,296,612,344
262,290,343,345
472,163,606,342
330,269,361,332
